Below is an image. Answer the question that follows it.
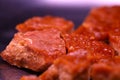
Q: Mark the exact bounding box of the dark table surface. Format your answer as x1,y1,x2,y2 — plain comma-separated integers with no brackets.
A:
0,0,91,80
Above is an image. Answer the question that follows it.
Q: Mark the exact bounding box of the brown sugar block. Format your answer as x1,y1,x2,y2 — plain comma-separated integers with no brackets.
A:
82,6,120,40
16,16,74,33
62,33,115,61
39,55,91,80
1,28,66,72
73,26,96,40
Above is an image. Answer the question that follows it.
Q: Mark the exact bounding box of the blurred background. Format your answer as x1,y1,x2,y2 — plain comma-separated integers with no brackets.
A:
0,0,120,51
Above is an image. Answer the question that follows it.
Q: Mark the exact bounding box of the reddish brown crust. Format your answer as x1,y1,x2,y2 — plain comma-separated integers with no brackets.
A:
62,33,115,62
16,16,74,33
73,26,97,40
